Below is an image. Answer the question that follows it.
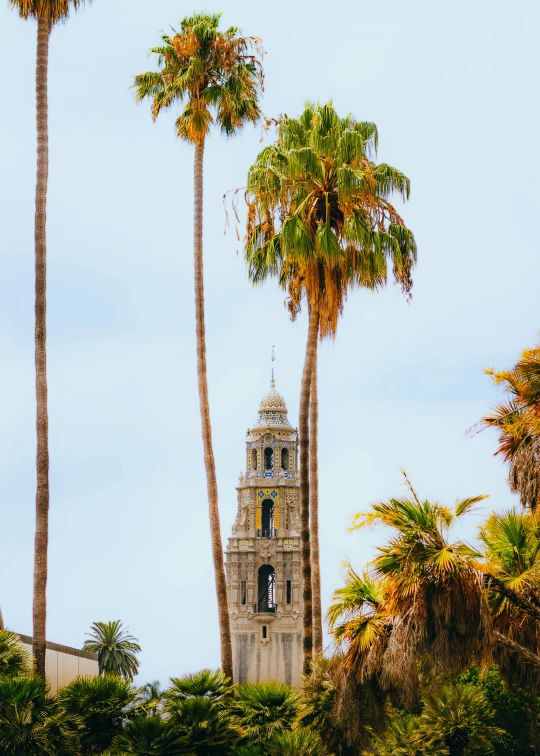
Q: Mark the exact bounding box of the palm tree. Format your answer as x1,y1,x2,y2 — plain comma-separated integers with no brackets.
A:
134,14,263,680
0,630,32,678
327,567,391,683
377,714,432,756
298,656,356,756
111,714,179,755
266,729,328,756
231,681,299,744
166,668,232,702
477,509,540,686
245,103,416,667
8,0,92,681
350,484,492,680
57,674,138,754
415,683,504,756
480,342,540,511
0,675,79,755
138,680,164,717
340,482,540,682
83,620,141,681
164,693,243,756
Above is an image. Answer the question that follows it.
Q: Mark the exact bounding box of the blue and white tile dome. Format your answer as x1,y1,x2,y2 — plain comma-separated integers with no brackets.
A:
255,380,292,427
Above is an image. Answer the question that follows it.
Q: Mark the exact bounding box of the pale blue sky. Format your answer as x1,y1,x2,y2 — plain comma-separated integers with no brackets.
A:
1,0,539,684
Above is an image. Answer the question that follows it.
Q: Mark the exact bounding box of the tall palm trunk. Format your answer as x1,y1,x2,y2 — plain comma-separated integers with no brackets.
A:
0,607,4,631
300,303,319,674
33,15,52,681
193,139,233,680
309,352,323,658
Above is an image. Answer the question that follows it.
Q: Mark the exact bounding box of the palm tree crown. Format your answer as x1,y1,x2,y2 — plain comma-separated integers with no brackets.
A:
478,508,540,685
83,620,141,681
9,0,90,23
481,342,540,510
134,12,262,144
245,101,417,336
351,486,491,673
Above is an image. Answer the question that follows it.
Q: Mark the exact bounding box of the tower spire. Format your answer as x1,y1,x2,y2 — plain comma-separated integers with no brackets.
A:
271,345,276,387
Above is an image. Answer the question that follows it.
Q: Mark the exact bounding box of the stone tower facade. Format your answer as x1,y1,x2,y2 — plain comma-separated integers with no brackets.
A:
225,379,303,687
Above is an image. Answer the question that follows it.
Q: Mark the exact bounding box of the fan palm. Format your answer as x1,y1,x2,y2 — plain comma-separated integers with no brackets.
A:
8,0,92,681
266,728,328,756
137,680,163,717
376,714,433,756
57,674,138,755
325,564,414,715
481,343,540,511
0,675,78,755
231,681,299,744
345,483,540,682
166,668,232,702
245,102,416,668
134,14,262,680
0,630,32,678
298,656,355,756
164,695,243,755
111,715,179,755
478,509,540,686
350,485,492,678
327,567,390,681
414,682,504,756
83,621,141,681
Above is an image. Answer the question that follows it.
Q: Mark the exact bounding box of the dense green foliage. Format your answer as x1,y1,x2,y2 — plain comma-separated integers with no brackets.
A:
84,621,141,681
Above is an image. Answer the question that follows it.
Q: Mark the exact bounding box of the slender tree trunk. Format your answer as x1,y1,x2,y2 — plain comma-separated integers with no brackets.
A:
300,303,319,674
494,630,540,669
310,345,323,658
0,607,4,631
33,15,51,681
193,138,233,680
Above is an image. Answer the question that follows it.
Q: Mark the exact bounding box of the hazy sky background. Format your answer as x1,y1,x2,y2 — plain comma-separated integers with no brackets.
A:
1,0,539,684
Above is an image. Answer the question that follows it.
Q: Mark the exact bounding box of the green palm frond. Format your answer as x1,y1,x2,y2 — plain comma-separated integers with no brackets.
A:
231,681,299,744
244,102,416,337
134,14,263,145
0,630,32,678
345,486,492,676
481,342,540,510
166,669,232,701
83,620,141,681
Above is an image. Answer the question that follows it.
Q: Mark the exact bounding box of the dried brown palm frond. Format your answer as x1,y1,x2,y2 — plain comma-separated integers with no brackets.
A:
478,509,540,688
480,342,540,511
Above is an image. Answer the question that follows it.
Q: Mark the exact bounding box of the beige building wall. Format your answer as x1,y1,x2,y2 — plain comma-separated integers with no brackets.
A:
19,635,98,695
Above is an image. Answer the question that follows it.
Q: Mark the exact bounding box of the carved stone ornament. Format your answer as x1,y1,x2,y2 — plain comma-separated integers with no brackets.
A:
254,613,275,624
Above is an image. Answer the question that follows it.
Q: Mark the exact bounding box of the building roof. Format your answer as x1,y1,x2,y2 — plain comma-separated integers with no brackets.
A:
254,379,293,429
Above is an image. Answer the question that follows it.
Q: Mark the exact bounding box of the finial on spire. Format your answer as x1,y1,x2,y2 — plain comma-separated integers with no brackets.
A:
271,345,276,387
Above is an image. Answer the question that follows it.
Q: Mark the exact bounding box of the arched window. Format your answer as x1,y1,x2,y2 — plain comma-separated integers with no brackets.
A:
257,564,276,613
261,499,275,538
281,448,289,470
264,447,273,470
251,449,258,469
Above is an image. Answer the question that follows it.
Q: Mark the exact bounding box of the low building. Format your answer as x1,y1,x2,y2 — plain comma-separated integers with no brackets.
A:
18,634,98,694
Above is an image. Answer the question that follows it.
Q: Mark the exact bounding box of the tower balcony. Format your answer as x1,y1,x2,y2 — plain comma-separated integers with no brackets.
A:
254,603,277,614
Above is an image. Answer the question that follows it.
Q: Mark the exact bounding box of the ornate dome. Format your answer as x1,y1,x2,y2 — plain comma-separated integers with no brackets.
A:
254,380,292,428
259,381,287,412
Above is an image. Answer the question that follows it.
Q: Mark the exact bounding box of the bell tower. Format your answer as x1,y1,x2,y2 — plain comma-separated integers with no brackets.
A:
225,375,303,687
